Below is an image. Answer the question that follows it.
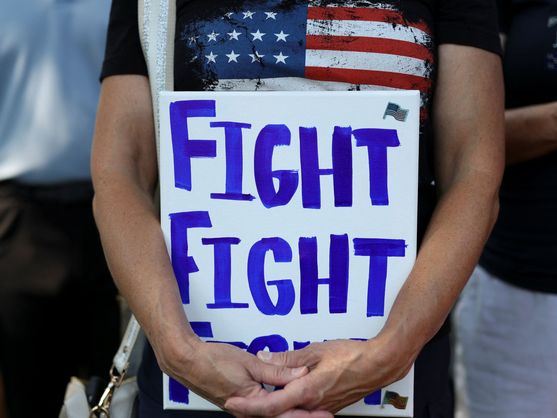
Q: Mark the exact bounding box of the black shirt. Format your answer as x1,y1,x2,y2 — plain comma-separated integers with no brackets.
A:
480,0,557,293
102,0,500,246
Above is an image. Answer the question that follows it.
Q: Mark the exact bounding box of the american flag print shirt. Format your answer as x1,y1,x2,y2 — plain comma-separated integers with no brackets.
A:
176,0,435,109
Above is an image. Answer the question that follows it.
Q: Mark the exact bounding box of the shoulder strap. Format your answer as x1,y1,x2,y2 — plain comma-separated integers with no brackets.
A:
138,0,176,160
113,315,142,374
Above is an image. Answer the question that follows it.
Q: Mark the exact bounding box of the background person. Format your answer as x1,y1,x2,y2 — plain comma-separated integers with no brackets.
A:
92,0,504,416
455,0,557,417
0,1,120,417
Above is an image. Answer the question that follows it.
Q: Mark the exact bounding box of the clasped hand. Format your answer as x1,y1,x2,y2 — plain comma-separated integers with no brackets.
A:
156,336,333,418
225,338,415,417
157,334,413,417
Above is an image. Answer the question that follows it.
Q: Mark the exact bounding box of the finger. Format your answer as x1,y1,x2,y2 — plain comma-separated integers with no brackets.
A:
253,362,308,386
257,349,313,368
225,378,309,417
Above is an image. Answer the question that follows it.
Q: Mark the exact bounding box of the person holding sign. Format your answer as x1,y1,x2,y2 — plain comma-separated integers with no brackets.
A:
93,0,504,417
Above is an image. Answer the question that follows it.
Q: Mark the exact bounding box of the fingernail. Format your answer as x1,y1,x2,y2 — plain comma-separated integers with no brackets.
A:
292,366,306,376
257,351,272,361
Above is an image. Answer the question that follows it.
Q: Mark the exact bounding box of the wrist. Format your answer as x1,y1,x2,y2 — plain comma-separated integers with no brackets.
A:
154,330,202,375
368,323,423,371
144,314,202,369
138,288,202,361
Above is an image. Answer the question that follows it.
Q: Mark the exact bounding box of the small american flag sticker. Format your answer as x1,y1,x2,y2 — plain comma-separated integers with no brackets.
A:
383,102,409,122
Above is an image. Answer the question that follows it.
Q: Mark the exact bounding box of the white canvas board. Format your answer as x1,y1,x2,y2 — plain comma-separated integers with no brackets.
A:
159,90,419,416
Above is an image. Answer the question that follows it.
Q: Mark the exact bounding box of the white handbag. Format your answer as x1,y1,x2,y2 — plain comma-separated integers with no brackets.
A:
59,318,141,418
60,375,139,418
59,0,175,414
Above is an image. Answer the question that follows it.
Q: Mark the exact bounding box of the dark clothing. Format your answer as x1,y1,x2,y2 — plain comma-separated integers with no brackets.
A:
101,0,500,213
0,181,120,418
101,0,500,416
480,0,557,293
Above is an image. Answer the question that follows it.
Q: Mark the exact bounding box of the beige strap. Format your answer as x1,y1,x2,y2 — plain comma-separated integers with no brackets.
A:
113,316,142,374
138,0,176,161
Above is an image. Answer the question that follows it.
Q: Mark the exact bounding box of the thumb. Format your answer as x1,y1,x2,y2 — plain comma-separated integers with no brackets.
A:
253,361,308,387
256,349,309,367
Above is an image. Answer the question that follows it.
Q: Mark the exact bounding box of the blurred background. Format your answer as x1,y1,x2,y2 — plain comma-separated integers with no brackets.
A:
0,1,120,417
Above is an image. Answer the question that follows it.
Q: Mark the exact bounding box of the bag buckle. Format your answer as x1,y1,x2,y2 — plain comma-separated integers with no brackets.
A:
89,365,127,418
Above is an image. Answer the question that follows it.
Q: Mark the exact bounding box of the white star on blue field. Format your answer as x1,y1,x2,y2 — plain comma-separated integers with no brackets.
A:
180,0,307,80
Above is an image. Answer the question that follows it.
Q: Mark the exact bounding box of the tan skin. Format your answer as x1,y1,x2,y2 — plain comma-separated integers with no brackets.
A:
504,102,557,165
499,36,557,165
224,44,505,416
92,43,504,416
92,73,332,418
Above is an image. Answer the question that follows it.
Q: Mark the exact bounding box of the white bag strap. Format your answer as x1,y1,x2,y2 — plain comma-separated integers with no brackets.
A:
138,0,176,161
110,0,176,376
113,315,142,374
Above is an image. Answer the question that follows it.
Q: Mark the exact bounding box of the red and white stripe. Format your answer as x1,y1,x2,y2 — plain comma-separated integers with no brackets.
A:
304,4,433,93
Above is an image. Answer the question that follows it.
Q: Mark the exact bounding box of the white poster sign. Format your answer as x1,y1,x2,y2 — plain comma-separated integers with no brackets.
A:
159,91,419,416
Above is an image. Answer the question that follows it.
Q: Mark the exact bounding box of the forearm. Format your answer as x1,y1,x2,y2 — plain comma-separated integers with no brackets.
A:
378,170,499,357
505,102,557,164
91,76,199,364
375,45,504,360
93,180,198,356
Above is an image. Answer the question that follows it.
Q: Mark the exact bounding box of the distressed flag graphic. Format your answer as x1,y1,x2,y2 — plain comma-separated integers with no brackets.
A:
181,1,433,95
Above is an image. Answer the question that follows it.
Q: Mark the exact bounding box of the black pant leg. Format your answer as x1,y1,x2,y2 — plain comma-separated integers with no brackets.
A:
0,183,120,418
413,333,454,418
